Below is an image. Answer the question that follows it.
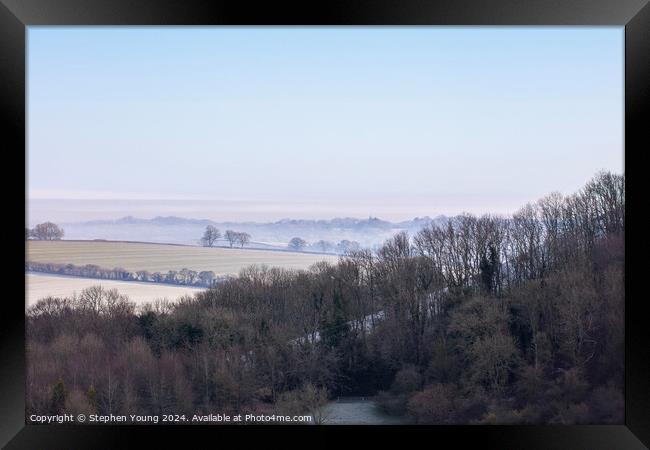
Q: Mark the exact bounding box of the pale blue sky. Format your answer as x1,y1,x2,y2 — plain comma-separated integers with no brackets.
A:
27,27,623,222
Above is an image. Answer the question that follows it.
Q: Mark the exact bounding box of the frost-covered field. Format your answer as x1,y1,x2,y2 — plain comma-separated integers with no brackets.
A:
26,240,338,274
26,273,203,307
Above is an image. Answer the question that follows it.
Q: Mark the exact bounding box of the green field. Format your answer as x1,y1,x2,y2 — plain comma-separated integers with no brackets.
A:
26,240,338,275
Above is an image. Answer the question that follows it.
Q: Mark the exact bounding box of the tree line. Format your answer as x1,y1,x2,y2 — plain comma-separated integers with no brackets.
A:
26,261,226,288
200,226,251,248
199,225,361,254
288,237,361,254
26,171,624,424
201,225,360,255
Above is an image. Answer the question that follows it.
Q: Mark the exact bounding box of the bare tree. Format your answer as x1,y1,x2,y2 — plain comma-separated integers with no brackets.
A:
224,230,237,248
288,237,307,251
236,232,251,248
314,240,334,253
198,270,216,287
200,225,221,247
31,222,64,240
336,240,360,254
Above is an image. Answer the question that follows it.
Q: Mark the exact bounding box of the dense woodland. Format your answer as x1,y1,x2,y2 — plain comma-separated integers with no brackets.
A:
26,171,624,424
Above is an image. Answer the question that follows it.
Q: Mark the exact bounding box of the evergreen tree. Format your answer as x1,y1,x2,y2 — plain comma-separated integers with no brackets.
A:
87,384,97,410
49,379,66,414
480,244,498,295
320,291,349,349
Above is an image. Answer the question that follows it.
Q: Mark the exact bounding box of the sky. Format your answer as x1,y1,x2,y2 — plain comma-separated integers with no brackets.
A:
27,27,624,223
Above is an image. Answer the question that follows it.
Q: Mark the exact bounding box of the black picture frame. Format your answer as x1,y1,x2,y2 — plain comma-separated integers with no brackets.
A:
1,1,647,448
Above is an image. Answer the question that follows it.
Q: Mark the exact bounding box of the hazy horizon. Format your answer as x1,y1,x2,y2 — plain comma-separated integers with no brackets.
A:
26,196,504,225
28,27,623,224
27,168,618,226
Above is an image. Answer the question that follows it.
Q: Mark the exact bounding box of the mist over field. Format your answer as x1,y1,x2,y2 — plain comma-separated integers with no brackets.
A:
45,213,446,249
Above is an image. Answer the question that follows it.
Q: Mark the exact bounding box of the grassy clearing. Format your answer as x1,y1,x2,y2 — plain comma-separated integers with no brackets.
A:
26,240,338,274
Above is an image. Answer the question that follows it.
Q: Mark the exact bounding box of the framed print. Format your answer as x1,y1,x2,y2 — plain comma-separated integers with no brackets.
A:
1,0,648,448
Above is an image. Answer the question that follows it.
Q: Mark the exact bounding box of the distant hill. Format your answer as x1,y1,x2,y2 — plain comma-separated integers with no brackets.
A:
84,215,216,226
59,215,449,251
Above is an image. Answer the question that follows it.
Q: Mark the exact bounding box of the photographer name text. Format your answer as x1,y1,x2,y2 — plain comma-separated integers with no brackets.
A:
29,413,312,424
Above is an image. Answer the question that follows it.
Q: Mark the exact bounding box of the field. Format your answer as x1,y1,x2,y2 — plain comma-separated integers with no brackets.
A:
26,240,338,274
26,273,203,307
